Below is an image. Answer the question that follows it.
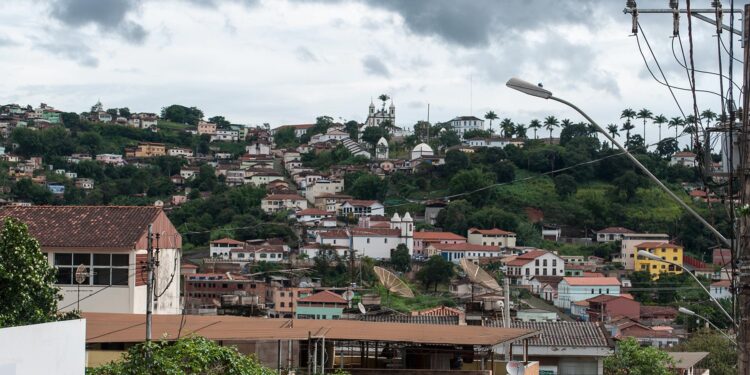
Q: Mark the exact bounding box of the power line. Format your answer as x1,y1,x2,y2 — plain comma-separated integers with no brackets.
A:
670,36,743,94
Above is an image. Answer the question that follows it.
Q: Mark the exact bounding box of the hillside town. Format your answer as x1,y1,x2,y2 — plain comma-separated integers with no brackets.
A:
0,1,744,375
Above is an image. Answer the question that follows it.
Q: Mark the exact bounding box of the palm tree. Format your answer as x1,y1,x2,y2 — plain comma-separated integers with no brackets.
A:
378,94,390,109
653,114,667,142
515,124,527,139
668,117,683,138
700,109,717,126
529,119,542,139
621,108,636,122
560,119,573,129
484,111,498,133
500,118,515,138
543,116,559,141
620,120,635,144
606,124,620,140
636,108,653,142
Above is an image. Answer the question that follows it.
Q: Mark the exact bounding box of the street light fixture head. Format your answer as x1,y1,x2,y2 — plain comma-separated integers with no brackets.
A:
678,306,696,316
637,250,665,262
506,77,553,99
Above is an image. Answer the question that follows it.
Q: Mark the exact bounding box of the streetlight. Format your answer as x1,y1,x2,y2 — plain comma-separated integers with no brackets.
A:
678,306,737,345
637,249,736,327
505,78,731,248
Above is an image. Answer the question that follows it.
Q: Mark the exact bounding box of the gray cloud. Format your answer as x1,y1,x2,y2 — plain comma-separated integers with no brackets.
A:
362,55,390,77
38,39,98,67
295,46,319,63
49,0,147,44
361,0,601,48
0,35,18,47
185,0,260,8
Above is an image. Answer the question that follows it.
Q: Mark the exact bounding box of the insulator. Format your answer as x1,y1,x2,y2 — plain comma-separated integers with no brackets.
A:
673,10,680,36
632,9,638,34
669,0,678,9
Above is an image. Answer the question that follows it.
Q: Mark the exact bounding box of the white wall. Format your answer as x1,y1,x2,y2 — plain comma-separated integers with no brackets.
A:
58,285,132,313
0,319,86,375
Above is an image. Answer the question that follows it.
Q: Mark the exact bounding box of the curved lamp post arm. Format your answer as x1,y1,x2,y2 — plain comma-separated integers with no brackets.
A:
679,264,737,328
680,307,738,345
549,95,731,248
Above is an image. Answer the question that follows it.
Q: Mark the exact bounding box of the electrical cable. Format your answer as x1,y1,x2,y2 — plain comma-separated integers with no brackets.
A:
686,0,702,151
720,33,743,64
56,269,139,312
670,36,743,94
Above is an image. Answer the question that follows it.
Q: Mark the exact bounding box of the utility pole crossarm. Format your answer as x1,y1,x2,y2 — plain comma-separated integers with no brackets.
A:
623,7,742,36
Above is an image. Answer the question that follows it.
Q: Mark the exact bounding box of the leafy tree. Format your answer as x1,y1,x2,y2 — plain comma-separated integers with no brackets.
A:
443,150,470,177
604,337,673,375
499,118,515,138
390,244,411,273
675,329,736,375
362,126,389,147
78,131,103,156
554,174,577,199
0,218,62,327
625,134,646,153
492,160,515,183
347,174,388,201
448,169,494,207
416,255,454,292
273,126,297,149
610,171,643,202
344,120,359,139
11,127,44,157
118,107,131,118
463,129,491,140
88,336,275,375
106,108,118,118
438,130,461,148
161,104,204,125
208,116,231,129
435,200,472,235
468,207,518,231
656,138,679,157
514,123,527,138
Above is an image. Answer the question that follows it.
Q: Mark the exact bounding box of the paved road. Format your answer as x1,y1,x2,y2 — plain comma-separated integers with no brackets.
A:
520,294,576,322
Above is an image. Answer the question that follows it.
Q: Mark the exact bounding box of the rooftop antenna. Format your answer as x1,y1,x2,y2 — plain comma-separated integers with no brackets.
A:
74,264,89,311
373,266,414,305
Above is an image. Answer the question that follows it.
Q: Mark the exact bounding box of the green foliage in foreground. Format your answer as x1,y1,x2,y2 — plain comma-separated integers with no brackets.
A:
674,329,736,375
87,336,276,375
604,337,673,375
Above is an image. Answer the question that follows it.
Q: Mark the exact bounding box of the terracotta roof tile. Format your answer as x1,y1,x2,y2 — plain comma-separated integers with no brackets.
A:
297,290,347,304
486,320,611,348
468,227,516,235
429,243,499,252
562,277,621,286
0,206,163,248
413,232,467,241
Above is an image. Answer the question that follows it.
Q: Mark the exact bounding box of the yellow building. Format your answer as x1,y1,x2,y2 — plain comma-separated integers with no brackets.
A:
134,142,166,158
634,242,683,279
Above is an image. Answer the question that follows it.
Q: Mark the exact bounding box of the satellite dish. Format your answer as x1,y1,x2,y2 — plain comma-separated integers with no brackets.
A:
373,266,414,298
343,290,355,301
459,259,501,292
74,264,88,284
358,302,367,315
506,361,525,375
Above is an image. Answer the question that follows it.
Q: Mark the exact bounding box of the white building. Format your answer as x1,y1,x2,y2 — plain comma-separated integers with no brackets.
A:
427,243,504,263
0,206,182,314
168,148,194,157
209,237,246,258
95,153,124,165
467,227,517,248
506,250,565,285
449,116,484,138
364,99,395,128
411,143,434,160
245,169,284,186
180,167,199,180
261,193,308,213
669,151,696,167
555,277,621,310
296,208,335,224
310,129,349,144
595,227,635,243
375,137,389,159
339,200,385,217
316,213,414,259
305,178,345,203
710,280,732,300
230,245,287,263
246,141,271,155
211,129,239,142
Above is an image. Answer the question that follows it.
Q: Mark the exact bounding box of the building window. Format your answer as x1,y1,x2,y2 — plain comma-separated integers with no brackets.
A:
552,259,557,267
591,289,594,294
535,259,539,266
55,253,128,286
552,269,556,275
367,238,370,244
543,259,547,267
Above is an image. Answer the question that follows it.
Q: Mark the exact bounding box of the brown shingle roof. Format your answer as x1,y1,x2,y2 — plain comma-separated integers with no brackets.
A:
485,320,611,348
0,206,161,248
413,231,467,241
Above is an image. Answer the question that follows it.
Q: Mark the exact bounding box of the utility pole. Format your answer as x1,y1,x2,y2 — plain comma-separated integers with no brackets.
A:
739,5,750,373
145,223,154,342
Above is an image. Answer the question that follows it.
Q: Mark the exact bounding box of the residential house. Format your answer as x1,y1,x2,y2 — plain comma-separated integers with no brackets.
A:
467,227,517,248
617,233,670,270
528,275,563,298
296,208,335,225
209,238,246,258
132,142,166,158
75,178,94,190
713,248,732,266
180,167,199,180
167,148,194,157
413,231,467,256
316,213,414,258
246,141,271,155
261,193,308,213
608,317,679,348
295,290,347,320
185,273,266,309
211,129,239,142
515,309,558,322
299,242,349,258
95,154,124,166
423,200,447,226
710,280,732,300
428,243,503,263
274,123,314,138
230,245,287,263
634,242,683,279
639,305,678,326
670,151,697,167
586,295,640,322
338,200,385,217
309,128,349,144
0,206,181,314
245,168,284,186
265,284,312,318
197,121,217,135
555,277,621,311
595,227,635,242
304,178,345,203
314,193,353,212
667,352,710,375
506,250,565,285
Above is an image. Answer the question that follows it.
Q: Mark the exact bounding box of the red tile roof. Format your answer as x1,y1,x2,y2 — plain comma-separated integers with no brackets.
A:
297,290,347,304
264,194,306,201
634,242,682,249
342,200,381,207
0,206,166,248
517,250,551,259
318,230,349,239
430,243,500,252
711,280,731,287
562,277,621,286
210,237,245,245
597,227,635,234
414,232,467,241
351,228,400,237
468,228,516,235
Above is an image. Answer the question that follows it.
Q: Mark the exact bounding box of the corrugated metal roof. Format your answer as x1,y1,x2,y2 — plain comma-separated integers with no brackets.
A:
484,320,611,348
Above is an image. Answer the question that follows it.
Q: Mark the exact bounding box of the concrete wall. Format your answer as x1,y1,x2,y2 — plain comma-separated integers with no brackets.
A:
0,319,86,375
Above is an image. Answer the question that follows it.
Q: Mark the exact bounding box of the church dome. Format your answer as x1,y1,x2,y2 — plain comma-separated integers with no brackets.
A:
377,137,388,146
412,143,433,153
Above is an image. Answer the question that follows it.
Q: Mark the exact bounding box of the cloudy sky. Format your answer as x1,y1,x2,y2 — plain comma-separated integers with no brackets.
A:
0,0,741,145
